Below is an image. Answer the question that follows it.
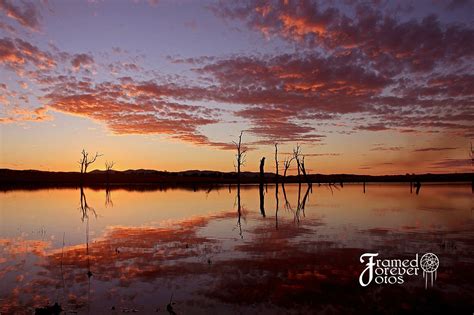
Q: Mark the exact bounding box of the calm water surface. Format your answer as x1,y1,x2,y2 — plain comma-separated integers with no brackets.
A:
0,183,473,314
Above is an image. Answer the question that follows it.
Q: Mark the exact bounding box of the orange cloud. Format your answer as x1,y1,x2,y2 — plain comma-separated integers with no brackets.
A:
0,106,52,123
0,37,56,72
0,0,40,31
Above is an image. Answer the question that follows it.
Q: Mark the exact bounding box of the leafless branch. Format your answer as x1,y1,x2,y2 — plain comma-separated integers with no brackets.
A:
283,156,295,178
105,161,115,171
234,131,246,180
293,144,302,177
79,149,103,174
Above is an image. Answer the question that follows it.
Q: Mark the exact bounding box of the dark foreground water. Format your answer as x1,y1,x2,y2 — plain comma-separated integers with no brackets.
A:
0,183,472,314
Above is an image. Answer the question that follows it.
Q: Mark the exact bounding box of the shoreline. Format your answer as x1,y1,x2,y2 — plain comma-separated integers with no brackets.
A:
1,168,472,188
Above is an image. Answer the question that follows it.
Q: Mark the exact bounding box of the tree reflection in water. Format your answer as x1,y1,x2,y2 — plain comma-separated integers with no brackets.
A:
79,186,96,312
0,184,472,314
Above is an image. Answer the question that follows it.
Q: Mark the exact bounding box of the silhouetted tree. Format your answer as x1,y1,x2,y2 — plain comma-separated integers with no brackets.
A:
233,131,247,181
293,144,302,179
299,155,311,186
105,161,115,183
274,143,279,181
79,149,102,174
283,156,294,178
105,161,115,172
259,157,265,180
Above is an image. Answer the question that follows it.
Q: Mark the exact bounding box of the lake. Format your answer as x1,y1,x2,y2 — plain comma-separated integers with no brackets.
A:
0,183,473,314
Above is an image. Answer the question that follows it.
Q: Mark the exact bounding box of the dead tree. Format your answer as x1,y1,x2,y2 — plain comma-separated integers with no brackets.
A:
283,156,294,178
105,161,115,172
293,144,302,180
259,157,265,180
232,131,247,181
79,149,102,174
274,143,279,181
300,155,310,184
105,161,115,183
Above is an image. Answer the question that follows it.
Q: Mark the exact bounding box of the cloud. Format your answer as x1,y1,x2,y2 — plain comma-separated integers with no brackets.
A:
0,37,55,72
42,76,228,148
197,52,391,112
0,0,472,153
0,106,51,123
213,1,474,73
356,124,389,131
370,146,403,151
148,0,159,7
0,0,41,30
429,158,471,169
235,106,325,143
446,0,471,10
71,53,94,71
208,1,473,138
190,50,472,137
413,147,458,152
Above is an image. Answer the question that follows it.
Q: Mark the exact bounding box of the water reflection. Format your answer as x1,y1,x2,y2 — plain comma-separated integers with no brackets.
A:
259,183,265,217
236,184,243,239
0,184,472,313
104,186,113,208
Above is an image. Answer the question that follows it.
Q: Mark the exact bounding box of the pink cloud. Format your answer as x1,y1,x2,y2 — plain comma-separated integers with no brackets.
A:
71,53,94,71
0,0,40,30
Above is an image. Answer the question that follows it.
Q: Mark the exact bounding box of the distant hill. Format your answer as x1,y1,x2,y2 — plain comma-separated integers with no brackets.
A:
0,168,472,187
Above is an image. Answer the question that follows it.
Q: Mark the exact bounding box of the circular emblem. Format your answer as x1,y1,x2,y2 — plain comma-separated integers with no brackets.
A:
420,253,439,273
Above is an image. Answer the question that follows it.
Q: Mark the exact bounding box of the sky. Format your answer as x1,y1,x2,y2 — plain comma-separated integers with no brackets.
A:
0,0,473,175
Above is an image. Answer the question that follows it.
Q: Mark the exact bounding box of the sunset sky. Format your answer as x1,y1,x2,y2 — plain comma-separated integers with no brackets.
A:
0,0,473,175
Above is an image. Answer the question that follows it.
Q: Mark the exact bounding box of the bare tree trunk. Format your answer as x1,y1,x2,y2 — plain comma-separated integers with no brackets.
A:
293,144,301,182
283,156,294,181
259,157,265,182
233,131,246,183
105,161,115,184
79,149,102,174
274,143,279,182
300,156,310,186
